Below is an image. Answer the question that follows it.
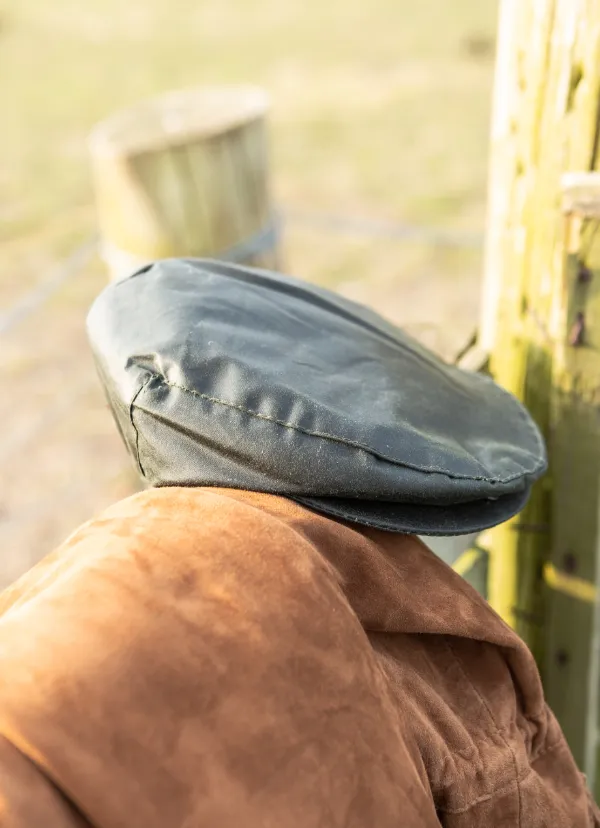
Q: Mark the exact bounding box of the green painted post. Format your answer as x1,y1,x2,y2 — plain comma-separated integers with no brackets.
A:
479,0,600,670
545,175,600,791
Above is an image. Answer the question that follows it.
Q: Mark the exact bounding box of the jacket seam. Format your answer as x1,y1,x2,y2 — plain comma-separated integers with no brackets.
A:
443,640,522,826
530,735,569,766
135,371,545,485
438,739,567,815
437,768,532,815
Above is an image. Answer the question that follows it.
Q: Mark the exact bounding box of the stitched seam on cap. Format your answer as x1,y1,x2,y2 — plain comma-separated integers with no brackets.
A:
130,373,153,478
475,372,546,472
139,371,545,485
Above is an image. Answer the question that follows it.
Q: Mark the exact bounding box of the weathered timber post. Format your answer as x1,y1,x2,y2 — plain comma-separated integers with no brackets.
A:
479,0,600,664
545,173,600,788
89,86,278,281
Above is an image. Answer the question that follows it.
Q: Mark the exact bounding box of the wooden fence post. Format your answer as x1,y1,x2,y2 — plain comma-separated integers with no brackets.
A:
479,0,600,665
89,86,279,281
544,173,600,789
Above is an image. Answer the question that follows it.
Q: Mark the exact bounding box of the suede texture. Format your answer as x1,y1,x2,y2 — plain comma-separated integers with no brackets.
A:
0,487,597,827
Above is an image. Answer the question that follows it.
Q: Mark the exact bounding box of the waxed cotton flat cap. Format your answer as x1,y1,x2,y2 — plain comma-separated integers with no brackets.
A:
87,258,547,536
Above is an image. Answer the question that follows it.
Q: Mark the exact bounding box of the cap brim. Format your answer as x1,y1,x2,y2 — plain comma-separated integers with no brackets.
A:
293,487,530,536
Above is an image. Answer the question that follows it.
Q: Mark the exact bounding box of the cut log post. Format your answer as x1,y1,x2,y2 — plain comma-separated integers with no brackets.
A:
89,86,278,281
479,0,600,667
544,173,600,787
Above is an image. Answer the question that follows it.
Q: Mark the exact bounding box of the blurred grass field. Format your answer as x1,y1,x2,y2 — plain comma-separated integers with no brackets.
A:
2,0,497,281
0,0,499,583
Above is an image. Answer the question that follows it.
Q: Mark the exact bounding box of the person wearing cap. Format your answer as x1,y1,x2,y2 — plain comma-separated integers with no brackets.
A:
0,259,597,827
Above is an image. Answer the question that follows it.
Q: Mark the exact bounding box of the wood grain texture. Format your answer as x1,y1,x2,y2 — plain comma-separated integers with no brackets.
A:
89,87,278,281
480,0,600,674
546,182,600,787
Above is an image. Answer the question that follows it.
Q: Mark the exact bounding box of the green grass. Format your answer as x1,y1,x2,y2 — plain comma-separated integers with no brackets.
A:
1,0,498,286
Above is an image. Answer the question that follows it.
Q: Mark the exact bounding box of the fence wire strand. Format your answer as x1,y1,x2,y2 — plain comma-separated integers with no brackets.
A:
0,212,481,465
0,236,97,337
283,210,484,249
0,214,481,341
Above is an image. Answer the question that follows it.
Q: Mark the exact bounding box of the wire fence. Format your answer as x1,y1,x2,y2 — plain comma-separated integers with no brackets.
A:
0,238,98,337
0,210,484,471
285,210,484,249
0,210,483,346
0,211,484,586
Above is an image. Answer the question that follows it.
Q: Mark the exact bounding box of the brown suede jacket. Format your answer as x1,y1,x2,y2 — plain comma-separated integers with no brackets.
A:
0,487,598,827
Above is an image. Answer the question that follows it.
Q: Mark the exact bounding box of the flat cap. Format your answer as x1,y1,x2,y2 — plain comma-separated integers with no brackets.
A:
87,258,546,536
